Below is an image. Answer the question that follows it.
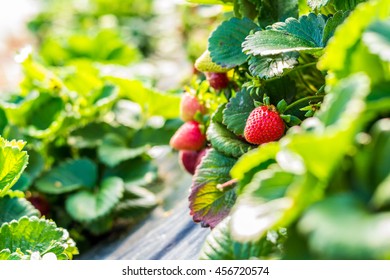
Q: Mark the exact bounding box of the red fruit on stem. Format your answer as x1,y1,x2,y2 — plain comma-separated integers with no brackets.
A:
206,72,229,90
244,105,285,145
170,121,206,151
179,148,208,175
27,195,50,217
180,93,206,121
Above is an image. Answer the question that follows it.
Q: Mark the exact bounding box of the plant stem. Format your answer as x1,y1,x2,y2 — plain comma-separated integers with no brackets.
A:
285,95,325,112
216,179,238,191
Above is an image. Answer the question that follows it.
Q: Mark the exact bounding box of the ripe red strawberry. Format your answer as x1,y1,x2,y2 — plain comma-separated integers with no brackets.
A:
170,121,206,151
206,72,229,90
180,93,206,121
179,148,207,175
27,194,50,216
244,105,285,145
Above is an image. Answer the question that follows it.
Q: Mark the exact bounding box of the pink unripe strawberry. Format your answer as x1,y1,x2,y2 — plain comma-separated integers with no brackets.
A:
170,121,206,151
244,105,285,145
206,72,229,90
179,148,207,175
180,93,207,121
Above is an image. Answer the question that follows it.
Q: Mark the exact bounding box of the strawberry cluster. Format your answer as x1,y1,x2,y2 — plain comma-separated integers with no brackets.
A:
170,93,208,174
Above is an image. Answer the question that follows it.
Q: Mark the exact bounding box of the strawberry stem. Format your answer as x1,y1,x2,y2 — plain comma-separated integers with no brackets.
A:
285,95,325,113
216,179,238,191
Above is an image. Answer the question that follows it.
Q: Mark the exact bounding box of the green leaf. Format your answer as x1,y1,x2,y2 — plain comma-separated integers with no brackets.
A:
131,119,181,147
0,108,8,133
103,158,158,186
0,197,40,224
107,78,181,119
0,138,28,197
187,0,233,4
208,121,254,158
248,52,299,79
115,185,157,219
223,88,255,135
35,159,97,194
0,249,24,260
234,0,261,20
189,149,237,228
363,19,390,62
332,0,367,11
65,177,124,222
371,174,390,209
68,122,112,148
316,73,370,127
208,105,254,158
231,142,280,180
243,13,328,56
307,0,330,10
200,217,276,260
0,216,78,260
230,168,296,242
322,11,349,45
208,17,259,68
258,0,299,28
298,194,390,259
318,0,390,79
98,134,148,167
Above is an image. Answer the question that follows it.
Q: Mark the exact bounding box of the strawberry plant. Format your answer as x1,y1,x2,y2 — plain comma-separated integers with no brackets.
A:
0,52,182,249
0,136,78,260
174,0,390,259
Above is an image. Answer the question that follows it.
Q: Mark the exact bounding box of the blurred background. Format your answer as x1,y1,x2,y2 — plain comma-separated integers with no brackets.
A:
0,0,225,255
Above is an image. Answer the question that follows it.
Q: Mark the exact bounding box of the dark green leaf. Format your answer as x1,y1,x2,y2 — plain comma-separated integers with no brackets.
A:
332,0,367,11
207,121,254,158
65,177,124,222
0,108,7,133
259,0,299,28
208,17,259,68
223,88,255,136
103,158,158,186
0,197,40,224
35,159,98,194
248,52,299,79
28,97,64,131
68,122,113,149
243,13,328,56
98,134,148,167
131,119,181,147
208,104,254,158
363,19,390,62
234,0,261,20
189,149,237,228
322,11,349,45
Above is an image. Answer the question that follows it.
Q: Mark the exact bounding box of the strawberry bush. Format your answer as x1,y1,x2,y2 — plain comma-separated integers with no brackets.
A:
171,0,390,259
0,137,78,260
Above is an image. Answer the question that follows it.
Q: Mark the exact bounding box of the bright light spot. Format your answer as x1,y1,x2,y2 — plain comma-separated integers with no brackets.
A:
276,150,305,175
14,45,32,63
